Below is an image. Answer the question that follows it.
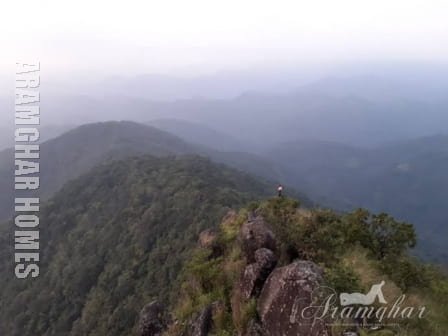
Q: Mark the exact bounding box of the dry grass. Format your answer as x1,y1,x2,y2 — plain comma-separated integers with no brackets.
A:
340,247,448,336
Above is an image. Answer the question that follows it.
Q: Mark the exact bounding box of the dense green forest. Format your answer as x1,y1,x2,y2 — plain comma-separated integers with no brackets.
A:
0,121,282,223
0,146,446,335
0,121,199,222
0,156,273,335
0,156,448,336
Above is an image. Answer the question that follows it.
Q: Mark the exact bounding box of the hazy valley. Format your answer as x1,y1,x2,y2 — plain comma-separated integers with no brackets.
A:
1,68,448,336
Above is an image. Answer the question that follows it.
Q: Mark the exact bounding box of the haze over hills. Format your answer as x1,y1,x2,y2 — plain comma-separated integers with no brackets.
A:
4,72,448,334
148,117,448,262
7,87,443,148
0,121,198,222
300,70,448,103
147,119,254,152
4,64,448,265
2,119,447,262
0,124,77,151
35,63,448,102
142,119,448,263
0,121,285,222
4,0,448,334
0,0,448,336
3,66,448,147
265,135,448,262
148,91,448,147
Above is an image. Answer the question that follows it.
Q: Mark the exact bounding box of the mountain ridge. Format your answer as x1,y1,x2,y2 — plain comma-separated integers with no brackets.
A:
0,121,288,222
0,155,275,336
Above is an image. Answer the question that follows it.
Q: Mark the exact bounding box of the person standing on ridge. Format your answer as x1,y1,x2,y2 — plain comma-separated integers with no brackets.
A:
277,184,284,197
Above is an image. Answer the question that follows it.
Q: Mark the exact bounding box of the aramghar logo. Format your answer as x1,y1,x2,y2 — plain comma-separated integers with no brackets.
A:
301,281,428,333
340,281,387,306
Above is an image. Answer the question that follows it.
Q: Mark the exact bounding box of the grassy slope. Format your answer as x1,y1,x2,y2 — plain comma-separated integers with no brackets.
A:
172,198,448,336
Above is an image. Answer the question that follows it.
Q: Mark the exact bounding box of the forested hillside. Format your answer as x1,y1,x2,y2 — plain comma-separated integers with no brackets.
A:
3,120,444,263
1,154,446,335
0,121,282,222
0,156,273,336
0,121,197,221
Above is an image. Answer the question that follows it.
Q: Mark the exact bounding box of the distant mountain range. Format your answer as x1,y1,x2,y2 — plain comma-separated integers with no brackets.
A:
24,90,447,147
147,119,254,152
0,118,447,335
3,72,448,148
265,135,448,262
1,119,446,263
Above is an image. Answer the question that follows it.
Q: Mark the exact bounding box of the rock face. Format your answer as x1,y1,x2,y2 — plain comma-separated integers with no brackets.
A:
188,305,213,336
198,229,217,248
138,301,168,336
257,261,330,336
240,217,277,263
240,248,278,299
244,319,264,336
222,210,238,227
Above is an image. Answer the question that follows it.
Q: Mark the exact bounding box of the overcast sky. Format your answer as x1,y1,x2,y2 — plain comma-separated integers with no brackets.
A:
1,0,448,78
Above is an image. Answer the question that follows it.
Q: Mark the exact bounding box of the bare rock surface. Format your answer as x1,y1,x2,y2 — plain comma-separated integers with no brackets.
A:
188,305,213,336
240,217,277,263
243,319,264,336
138,301,168,336
240,248,277,299
257,260,330,336
198,229,217,248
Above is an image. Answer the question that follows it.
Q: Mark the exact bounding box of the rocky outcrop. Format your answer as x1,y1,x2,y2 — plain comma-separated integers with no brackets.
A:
189,305,213,336
138,301,168,336
169,213,332,336
182,302,227,336
198,229,217,249
240,217,277,263
240,248,277,299
222,209,238,227
257,260,330,336
243,319,264,336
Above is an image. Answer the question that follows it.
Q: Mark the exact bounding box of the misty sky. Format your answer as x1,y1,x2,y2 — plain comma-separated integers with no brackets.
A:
2,0,448,80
